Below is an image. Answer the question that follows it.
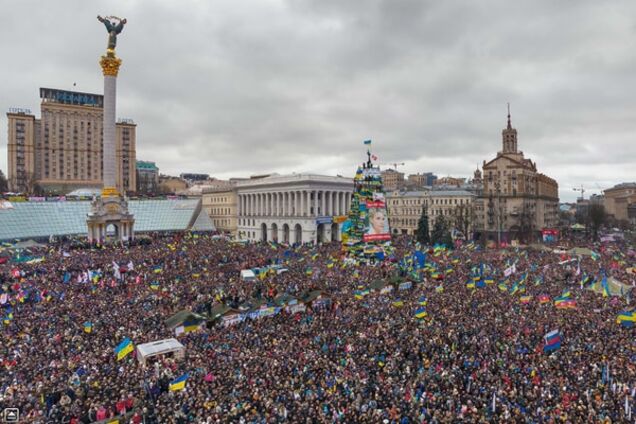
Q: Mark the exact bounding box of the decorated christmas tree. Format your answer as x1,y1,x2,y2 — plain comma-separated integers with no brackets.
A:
342,141,391,259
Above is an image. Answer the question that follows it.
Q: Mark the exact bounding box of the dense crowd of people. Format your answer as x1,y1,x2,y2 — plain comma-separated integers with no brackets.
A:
1,232,635,423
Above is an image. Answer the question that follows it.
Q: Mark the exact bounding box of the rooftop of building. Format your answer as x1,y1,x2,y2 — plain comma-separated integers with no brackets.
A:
429,190,476,197
0,198,214,241
235,173,353,188
136,161,159,171
606,182,636,191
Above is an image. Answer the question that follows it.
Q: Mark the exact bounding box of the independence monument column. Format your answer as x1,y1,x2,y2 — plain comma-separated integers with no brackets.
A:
87,15,135,243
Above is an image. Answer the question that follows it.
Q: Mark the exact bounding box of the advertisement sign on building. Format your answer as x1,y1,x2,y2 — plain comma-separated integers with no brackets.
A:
316,216,333,225
363,193,391,242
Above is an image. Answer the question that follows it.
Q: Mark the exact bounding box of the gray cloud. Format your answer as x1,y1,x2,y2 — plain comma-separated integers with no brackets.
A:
1,0,634,201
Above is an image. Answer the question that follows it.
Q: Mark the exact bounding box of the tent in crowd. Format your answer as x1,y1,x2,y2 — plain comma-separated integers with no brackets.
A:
300,290,332,307
9,239,46,250
274,293,298,307
164,310,207,330
136,338,185,366
529,243,553,252
568,247,594,256
209,303,240,321
240,269,256,282
587,277,632,298
369,279,388,292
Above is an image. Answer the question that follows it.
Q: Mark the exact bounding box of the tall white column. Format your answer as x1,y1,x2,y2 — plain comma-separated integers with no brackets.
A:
321,191,326,217
295,192,299,216
103,75,117,191
300,191,305,217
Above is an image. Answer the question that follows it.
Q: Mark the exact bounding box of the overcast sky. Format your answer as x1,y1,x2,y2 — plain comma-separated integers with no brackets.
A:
1,0,635,201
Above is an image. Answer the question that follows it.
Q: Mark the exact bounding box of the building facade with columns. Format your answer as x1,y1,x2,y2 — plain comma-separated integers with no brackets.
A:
236,174,354,244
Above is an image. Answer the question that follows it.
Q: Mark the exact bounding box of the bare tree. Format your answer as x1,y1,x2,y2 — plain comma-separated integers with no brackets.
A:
589,203,606,241
453,203,473,240
0,169,8,193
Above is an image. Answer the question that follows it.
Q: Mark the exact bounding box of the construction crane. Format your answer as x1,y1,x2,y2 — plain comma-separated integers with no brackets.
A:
573,185,585,201
381,162,405,171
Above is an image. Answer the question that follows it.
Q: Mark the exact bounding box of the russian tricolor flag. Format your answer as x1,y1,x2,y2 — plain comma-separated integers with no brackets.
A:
544,330,562,353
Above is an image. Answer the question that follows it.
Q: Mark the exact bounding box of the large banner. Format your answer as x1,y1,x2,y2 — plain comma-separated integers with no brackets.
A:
363,193,391,242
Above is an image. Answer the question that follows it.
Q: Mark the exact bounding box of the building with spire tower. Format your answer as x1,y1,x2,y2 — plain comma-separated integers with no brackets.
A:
473,106,559,245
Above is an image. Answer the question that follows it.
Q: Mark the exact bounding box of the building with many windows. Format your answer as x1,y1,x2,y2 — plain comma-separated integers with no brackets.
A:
202,186,238,236
136,160,159,194
236,174,353,244
407,172,437,188
473,111,559,244
7,88,136,194
381,169,405,191
386,190,475,236
603,182,636,225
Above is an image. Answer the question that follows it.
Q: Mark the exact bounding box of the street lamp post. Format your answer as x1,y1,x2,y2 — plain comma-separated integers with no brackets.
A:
495,180,501,248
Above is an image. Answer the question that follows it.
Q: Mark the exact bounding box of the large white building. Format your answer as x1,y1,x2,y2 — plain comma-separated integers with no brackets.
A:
236,174,354,244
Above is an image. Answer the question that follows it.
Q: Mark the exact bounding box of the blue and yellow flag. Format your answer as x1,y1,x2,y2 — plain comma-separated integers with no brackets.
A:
152,265,163,274
114,337,134,361
150,281,160,290
414,307,427,319
183,320,200,333
169,373,189,391
435,285,444,293
617,310,636,327
83,321,93,333
601,274,610,298
417,296,427,306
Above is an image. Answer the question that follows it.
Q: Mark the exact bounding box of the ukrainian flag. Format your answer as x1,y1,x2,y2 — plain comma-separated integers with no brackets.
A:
466,281,476,289
498,281,508,292
183,320,200,333
484,278,494,285
617,310,635,327
414,307,427,319
114,337,134,361
150,282,159,290
169,373,189,391
83,321,93,333
392,300,404,307
152,265,163,274
353,290,366,300
305,267,313,276
418,296,427,306
601,275,610,298
435,285,444,293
